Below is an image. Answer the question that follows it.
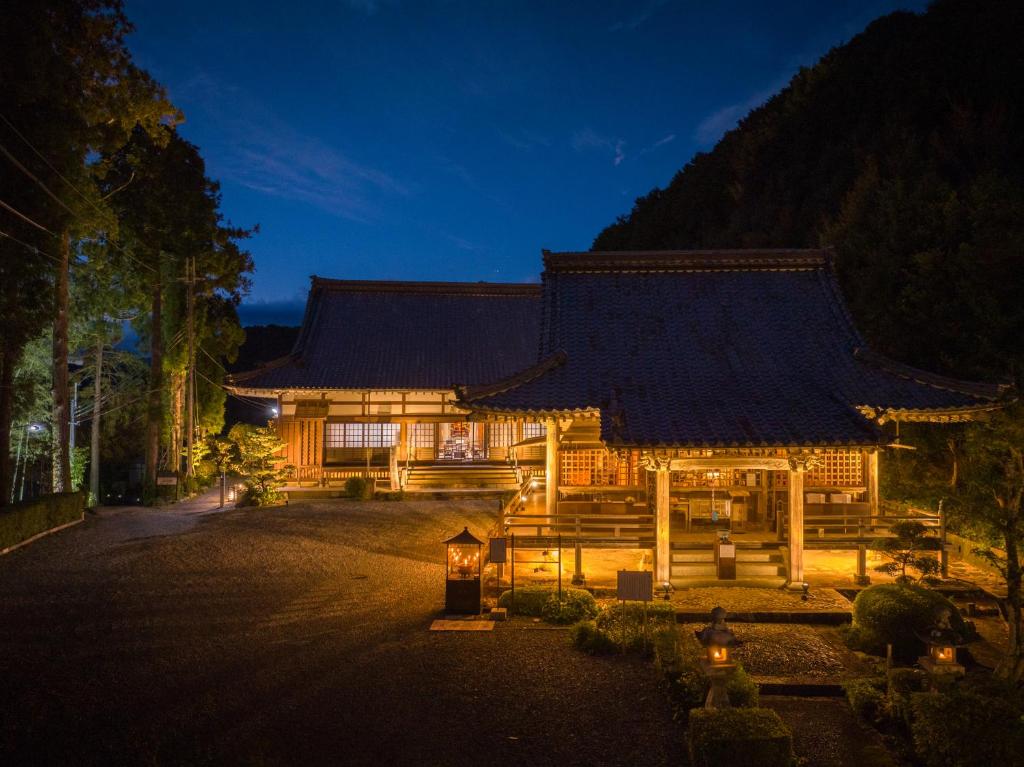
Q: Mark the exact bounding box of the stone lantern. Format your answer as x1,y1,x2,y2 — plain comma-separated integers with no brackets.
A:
444,527,483,615
917,606,967,688
695,606,742,708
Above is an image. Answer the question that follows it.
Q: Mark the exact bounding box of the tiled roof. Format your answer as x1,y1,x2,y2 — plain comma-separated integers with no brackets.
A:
458,249,1008,448
229,278,542,391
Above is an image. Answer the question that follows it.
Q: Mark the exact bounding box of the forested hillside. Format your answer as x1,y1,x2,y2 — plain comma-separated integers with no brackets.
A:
594,0,1024,384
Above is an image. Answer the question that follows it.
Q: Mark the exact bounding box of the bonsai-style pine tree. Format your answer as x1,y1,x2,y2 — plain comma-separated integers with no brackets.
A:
870,520,941,583
227,424,288,506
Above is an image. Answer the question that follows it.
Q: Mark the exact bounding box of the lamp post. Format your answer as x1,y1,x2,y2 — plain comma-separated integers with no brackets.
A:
444,527,483,615
11,423,45,503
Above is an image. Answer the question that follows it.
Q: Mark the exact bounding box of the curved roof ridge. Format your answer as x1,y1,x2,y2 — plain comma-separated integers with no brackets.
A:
457,350,568,402
542,248,829,273
853,348,1011,400
309,276,541,295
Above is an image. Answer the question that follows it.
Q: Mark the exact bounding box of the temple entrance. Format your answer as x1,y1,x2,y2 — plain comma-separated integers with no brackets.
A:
437,422,487,461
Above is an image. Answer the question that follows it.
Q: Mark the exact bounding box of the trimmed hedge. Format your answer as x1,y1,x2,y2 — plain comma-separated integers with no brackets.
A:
849,583,967,661
688,708,793,767
497,585,597,623
843,677,887,723
571,620,619,654
1,492,85,552
911,689,1024,767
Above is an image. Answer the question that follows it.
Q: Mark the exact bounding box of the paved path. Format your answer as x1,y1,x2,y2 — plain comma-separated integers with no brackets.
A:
0,498,679,766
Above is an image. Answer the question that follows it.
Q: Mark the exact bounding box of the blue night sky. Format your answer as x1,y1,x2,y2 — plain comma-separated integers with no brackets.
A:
126,0,927,326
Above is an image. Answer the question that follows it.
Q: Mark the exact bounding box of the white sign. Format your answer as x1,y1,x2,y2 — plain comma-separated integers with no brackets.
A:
718,544,735,559
617,570,653,602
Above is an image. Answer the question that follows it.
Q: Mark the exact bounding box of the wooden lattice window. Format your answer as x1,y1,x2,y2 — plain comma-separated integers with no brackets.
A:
488,422,514,447
411,423,435,448
522,421,546,440
805,449,864,488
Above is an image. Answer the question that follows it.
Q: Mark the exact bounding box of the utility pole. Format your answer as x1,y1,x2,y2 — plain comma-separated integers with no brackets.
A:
185,256,196,479
89,338,103,505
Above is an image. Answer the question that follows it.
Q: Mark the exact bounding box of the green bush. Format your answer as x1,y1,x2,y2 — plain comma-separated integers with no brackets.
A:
0,492,85,551
541,589,599,624
374,490,405,501
592,600,677,652
849,584,967,661
344,476,374,500
497,585,554,616
688,708,793,767
911,689,1024,767
843,677,887,723
727,664,760,708
571,620,619,655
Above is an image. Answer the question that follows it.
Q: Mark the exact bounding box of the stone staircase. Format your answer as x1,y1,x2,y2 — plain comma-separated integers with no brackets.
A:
403,463,520,491
670,540,787,582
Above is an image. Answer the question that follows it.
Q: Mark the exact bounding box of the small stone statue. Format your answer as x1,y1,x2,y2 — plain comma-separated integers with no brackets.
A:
695,606,741,650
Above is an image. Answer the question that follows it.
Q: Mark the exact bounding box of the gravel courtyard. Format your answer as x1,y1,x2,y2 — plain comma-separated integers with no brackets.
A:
0,497,679,766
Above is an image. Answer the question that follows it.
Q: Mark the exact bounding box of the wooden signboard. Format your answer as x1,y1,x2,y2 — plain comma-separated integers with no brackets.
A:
617,570,653,602
489,537,507,564
156,475,178,486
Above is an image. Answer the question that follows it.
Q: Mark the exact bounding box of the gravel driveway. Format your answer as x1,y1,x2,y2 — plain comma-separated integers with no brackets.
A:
0,497,679,766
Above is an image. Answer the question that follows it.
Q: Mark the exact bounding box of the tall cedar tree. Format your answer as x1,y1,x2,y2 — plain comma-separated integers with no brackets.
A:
0,0,176,498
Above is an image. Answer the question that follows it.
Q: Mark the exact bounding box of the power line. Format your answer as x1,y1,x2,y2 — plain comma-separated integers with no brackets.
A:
0,137,75,216
0,226,63,267
0,111,156,275
0,196,60,236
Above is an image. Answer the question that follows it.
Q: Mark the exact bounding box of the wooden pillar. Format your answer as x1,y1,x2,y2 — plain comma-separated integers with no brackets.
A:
787,459,806,585
866,450,880,517
399,421,409,462
545,418,558,521
655,464,671,585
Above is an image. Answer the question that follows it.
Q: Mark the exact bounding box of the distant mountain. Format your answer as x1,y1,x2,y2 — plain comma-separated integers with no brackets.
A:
594,0,1024,382
225,324,299,427
238,300,306,328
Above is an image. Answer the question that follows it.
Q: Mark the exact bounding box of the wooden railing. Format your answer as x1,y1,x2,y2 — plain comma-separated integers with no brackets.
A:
503,511,655,549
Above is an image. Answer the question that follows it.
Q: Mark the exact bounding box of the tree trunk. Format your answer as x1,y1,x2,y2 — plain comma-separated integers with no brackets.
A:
51,230,71,492
0,342,16,504
144,275,162,498
1000,523,1024,681
89,338,103,505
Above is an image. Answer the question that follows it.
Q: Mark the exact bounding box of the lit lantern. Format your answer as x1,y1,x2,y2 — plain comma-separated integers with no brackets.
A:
444,527,483,614
707,644,730,665
929,643,956,665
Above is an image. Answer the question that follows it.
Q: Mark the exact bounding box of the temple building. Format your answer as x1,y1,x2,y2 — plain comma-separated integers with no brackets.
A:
229,249,1007,586
454,249,1006,585
227,278,548,491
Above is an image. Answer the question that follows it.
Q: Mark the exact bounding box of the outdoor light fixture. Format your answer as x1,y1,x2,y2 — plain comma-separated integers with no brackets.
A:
660,581,672,601
707,644,730,665
801,582,810,601
443,527,483,614
270,407,279,416
929,643,956,665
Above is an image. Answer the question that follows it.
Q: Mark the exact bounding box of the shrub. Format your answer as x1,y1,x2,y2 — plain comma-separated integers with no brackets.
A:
727,664,760,708
571,620,619,655
911,689,1024,767
595,601,678,652
497,585,554,616
843,678,887,723
849,584,967,661
688,708,793,767
374,489,405,501
541,589,599,624
0,492,85,552
228,424,289,506
344,477,374,500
